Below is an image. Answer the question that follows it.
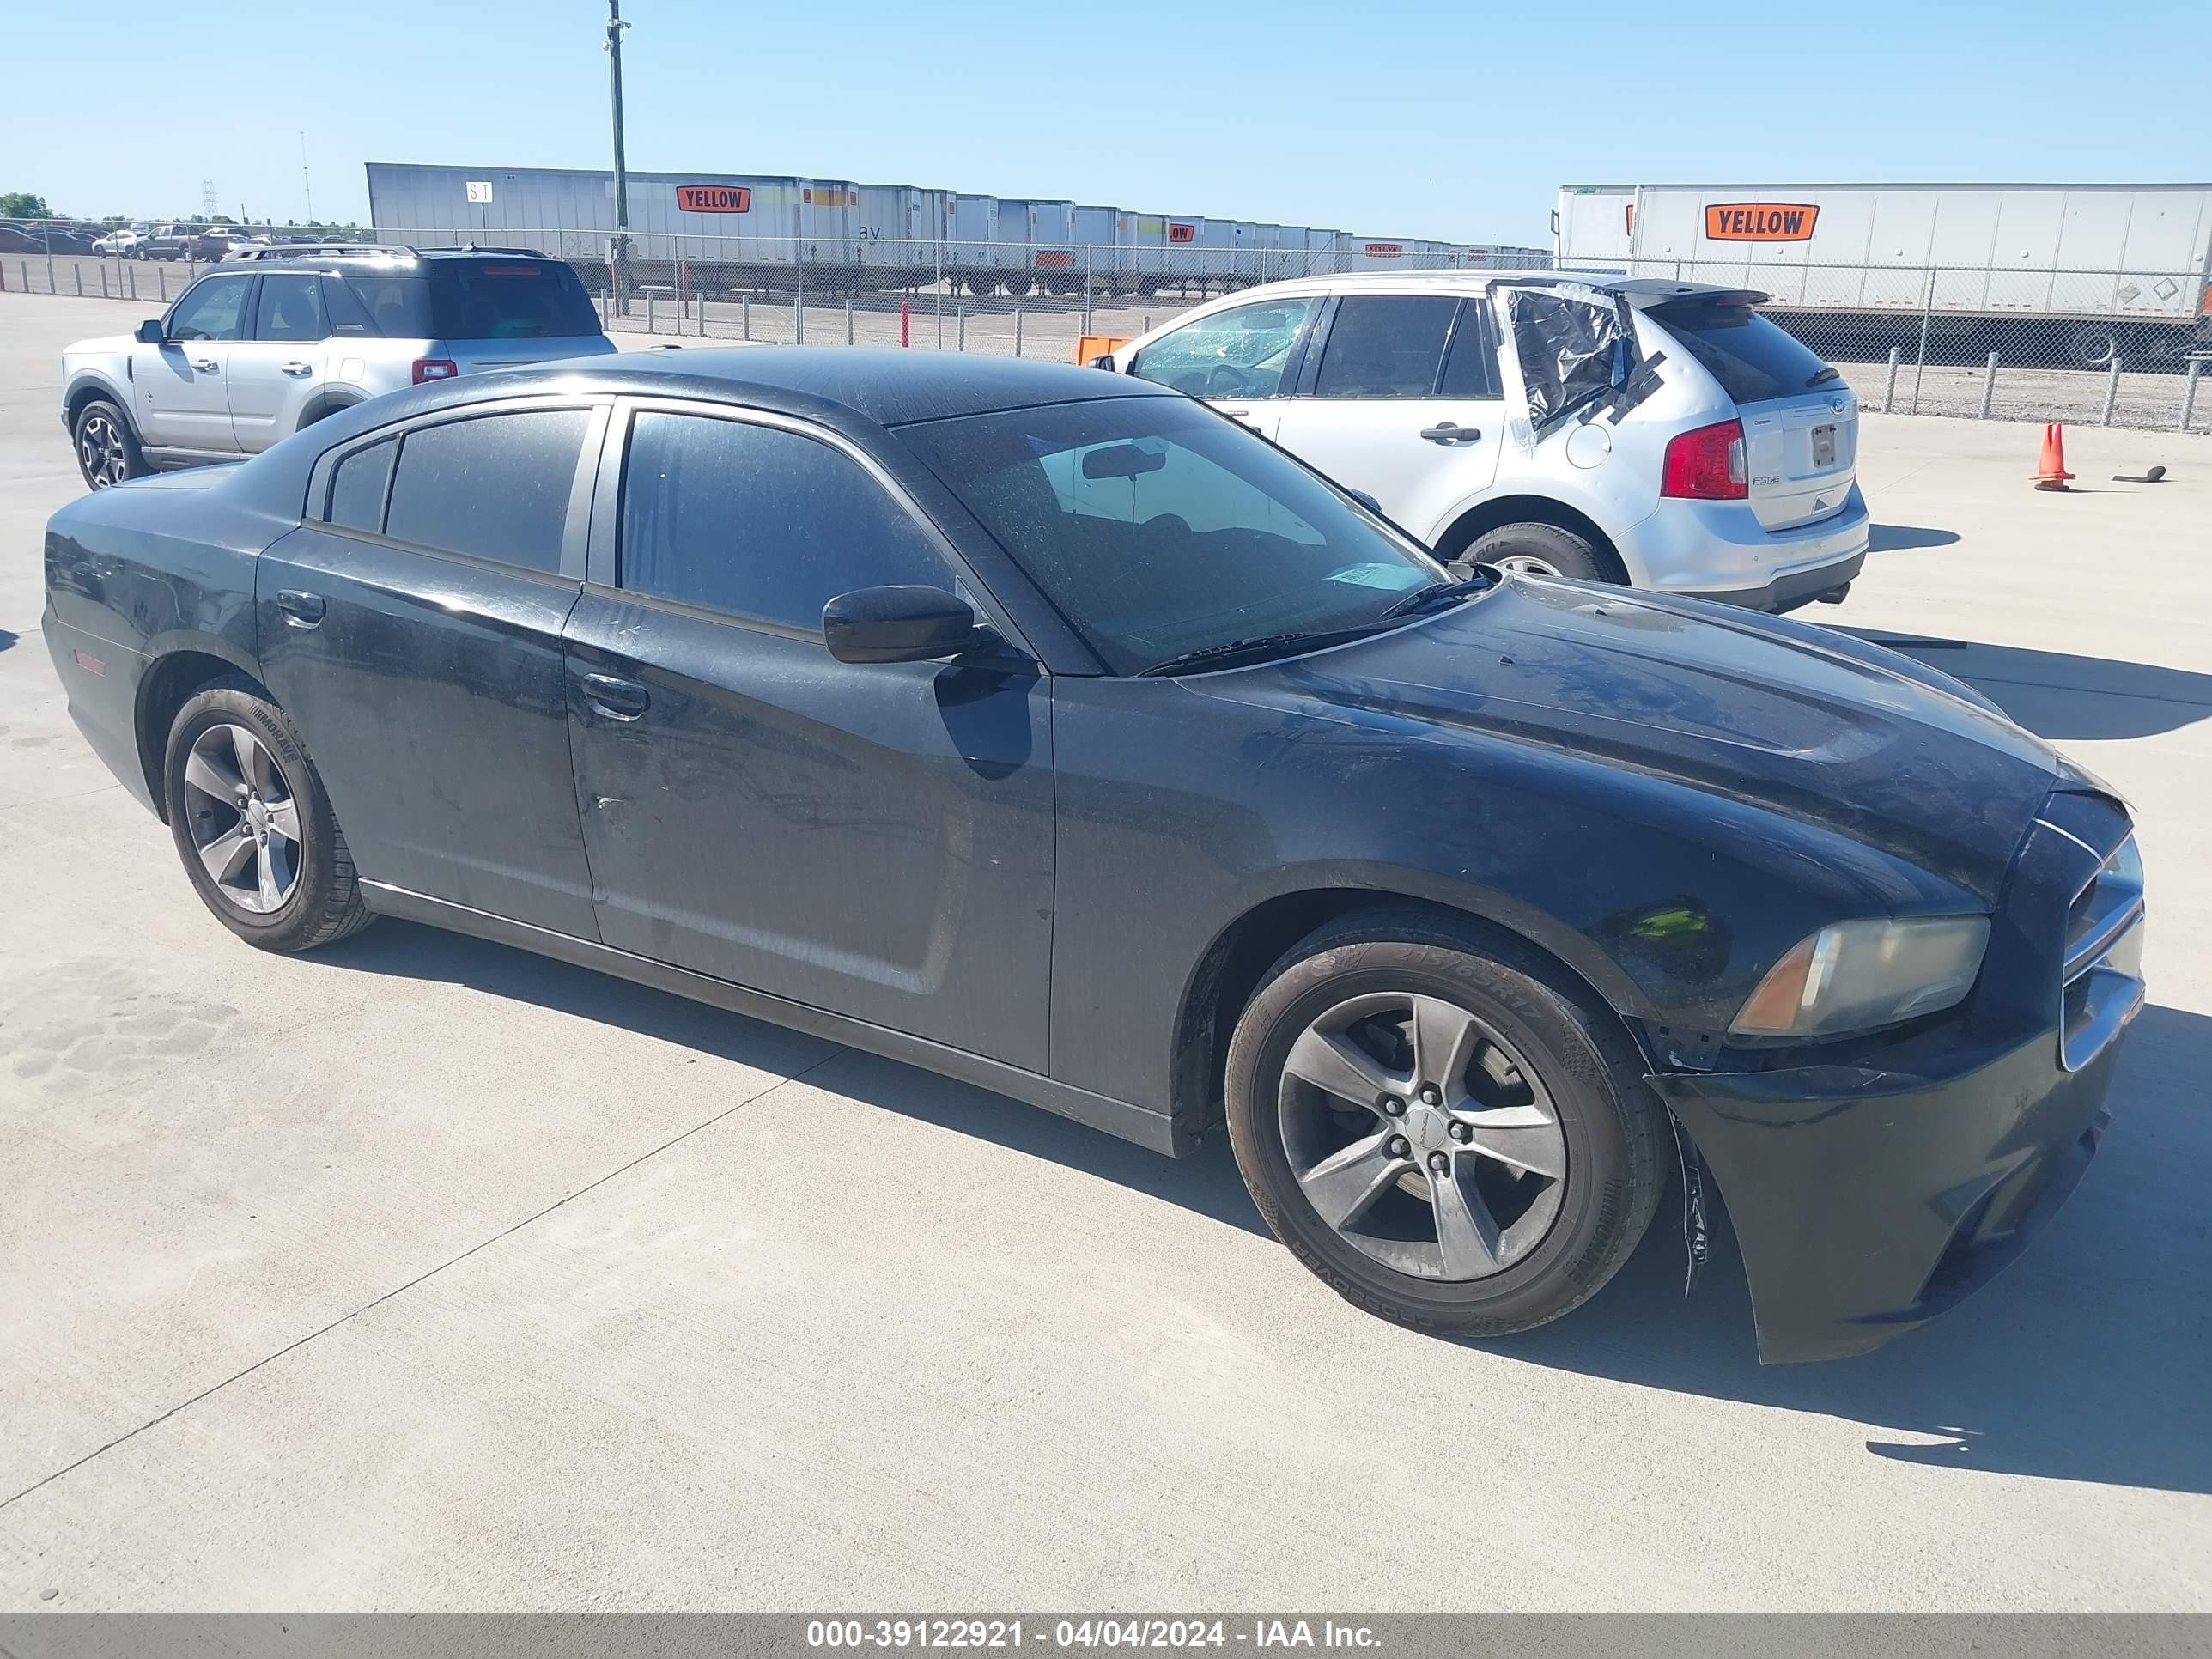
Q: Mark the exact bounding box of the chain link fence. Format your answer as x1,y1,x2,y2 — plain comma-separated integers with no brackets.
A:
9,229,2207,433
1558,256,2211,433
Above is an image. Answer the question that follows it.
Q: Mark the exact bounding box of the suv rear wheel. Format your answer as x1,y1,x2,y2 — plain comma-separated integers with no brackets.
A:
1464,521,1604,583
1224,909,1666,1337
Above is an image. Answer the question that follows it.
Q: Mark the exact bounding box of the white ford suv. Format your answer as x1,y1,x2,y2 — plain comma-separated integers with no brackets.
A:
1097,272,1869,612
61,247,615,489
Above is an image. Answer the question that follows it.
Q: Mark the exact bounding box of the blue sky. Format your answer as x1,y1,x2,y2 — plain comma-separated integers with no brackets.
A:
6,1,2205,242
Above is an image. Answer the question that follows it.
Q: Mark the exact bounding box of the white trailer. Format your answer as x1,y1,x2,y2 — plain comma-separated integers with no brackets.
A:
1553,182,2212,365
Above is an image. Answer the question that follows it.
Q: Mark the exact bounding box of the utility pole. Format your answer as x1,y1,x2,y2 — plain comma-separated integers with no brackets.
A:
605,0,632,315
300,132,313,224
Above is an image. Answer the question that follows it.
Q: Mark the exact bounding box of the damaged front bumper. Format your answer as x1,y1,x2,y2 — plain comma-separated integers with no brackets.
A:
1653,1023,2127,1364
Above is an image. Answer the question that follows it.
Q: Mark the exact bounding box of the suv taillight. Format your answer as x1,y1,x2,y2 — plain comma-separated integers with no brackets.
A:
1660,419,1747,500
411,358,458,384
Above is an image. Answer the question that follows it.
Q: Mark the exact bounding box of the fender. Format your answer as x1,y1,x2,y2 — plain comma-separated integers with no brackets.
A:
1422,474,1636,558
1190,854,1664,1032
295,389,367,434
63,367,137,432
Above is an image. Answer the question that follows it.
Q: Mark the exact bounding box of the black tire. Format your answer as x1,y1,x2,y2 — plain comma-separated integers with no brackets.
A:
163,677,374,953
1224,908,1666,1338
72,398,150,490
1463,520,1608,584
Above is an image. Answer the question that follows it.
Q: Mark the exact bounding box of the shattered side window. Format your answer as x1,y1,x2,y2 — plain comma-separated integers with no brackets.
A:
1508,293,1626,428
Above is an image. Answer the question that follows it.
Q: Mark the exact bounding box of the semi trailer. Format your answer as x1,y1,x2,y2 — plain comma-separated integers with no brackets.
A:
1554,182,2212,367
365,162,1546,301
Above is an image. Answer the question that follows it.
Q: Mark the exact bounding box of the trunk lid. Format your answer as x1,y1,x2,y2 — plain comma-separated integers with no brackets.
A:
1739,388,1859,531
1644,295,1857,531
443,336,618,375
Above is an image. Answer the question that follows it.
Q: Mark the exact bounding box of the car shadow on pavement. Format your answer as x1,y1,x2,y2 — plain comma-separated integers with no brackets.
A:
1865,524,1961,552
1841,628,2212,740
1493,1001,2212,1498
322,925,2209,1495
318,920,1271,1238
0,628,17,655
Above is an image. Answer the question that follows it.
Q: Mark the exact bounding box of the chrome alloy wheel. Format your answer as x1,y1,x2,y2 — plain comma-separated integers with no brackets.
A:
78,411,131,488
1277,992,1567,1280
1492,554,1562,578
183,724,301,915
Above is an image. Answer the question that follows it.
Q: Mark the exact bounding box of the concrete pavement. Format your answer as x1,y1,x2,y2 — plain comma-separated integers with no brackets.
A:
2,295,2207,1611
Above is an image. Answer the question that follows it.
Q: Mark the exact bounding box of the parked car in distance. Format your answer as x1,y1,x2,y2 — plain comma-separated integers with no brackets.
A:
40,349,2144,1363
93,228,147,258
140,223,204,260
0,222,98,255
1098,272,1870,614
60,247,617,486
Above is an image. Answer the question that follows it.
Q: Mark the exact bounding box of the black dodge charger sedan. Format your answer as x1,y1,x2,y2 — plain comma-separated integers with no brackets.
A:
41,349,2145,1362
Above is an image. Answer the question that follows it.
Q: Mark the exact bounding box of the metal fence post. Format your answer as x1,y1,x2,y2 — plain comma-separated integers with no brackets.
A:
846,296,854,346
646,289,656,333
1142,313,1152,337
794,243,805,344
18,260,28,295
157,265,167,302
47,248,58,293
128,263,137,301
2181,359,2204,432
74,262,84,297
957,303,966,352
1978,352,1999,419
1014,307,1023,358
741,295,750,341
1082,252,1093,336
2101,358,2122,427
100,262,109,299
1909,268,1935,415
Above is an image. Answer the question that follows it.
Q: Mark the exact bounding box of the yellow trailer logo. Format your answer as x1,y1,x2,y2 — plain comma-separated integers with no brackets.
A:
677,185,750,213
1704,202,1820,241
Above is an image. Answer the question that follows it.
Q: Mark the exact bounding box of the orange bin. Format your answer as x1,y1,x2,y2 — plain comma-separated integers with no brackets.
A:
1073,334,1132,367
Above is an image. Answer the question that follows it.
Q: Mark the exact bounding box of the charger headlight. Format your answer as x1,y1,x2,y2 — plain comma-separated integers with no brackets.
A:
1730,916,1991,1040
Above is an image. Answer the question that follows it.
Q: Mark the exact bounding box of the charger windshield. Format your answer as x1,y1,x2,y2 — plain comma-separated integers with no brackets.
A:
901,397,1442,676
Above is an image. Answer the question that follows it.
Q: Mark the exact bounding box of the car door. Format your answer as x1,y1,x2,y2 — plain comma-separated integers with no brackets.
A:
1124,295,1321,437
562,399,1055,1070
255,397,607,936
227,270,332,453
134,270,254,453
1269,294,1506,544
1485,279,1685,542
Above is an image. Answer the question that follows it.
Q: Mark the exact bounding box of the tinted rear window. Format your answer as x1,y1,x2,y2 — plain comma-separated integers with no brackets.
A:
336,261,602,341
1649,301,1837,405
384,410,591,572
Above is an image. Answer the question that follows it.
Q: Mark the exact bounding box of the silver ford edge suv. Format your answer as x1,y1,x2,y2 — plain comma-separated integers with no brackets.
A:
1101,272,1870,613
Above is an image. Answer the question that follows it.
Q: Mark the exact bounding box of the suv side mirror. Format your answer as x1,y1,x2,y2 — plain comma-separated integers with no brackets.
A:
134,319,165,344
823,586,981,665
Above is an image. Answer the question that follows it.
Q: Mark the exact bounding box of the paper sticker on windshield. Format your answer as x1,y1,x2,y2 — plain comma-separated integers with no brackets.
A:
1328,563,1425,592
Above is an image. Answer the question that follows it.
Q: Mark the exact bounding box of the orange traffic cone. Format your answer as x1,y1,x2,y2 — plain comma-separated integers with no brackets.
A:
2033,423,2075,491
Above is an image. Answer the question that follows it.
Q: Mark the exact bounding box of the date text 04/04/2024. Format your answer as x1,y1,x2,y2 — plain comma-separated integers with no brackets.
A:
805,1620,1382,1649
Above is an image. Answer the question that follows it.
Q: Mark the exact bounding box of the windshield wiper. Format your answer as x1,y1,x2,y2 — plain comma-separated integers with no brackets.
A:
1138,629,1374,678
1376,573,1496,623
1806,365,1842,387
